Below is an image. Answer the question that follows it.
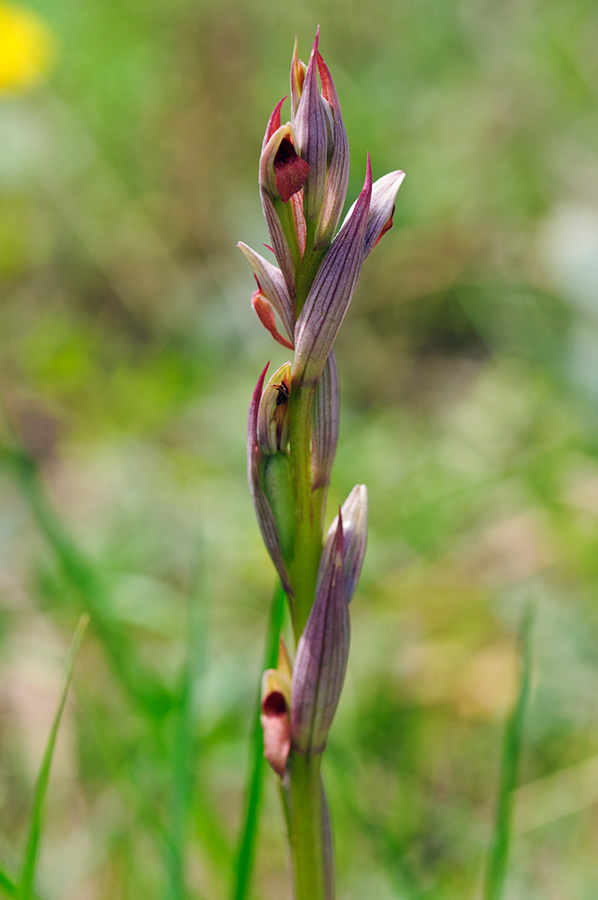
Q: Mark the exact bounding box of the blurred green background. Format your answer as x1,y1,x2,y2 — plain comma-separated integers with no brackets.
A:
1,0,598,897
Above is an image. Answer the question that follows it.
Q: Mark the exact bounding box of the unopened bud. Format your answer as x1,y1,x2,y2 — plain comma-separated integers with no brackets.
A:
293,156,372,387
247,364,293,595
293,30,330,223
323,485,368,602
312,352,340,490
291,514,350,755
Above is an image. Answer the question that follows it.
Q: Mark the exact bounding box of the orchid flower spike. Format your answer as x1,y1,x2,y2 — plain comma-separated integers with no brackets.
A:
239,33,403,891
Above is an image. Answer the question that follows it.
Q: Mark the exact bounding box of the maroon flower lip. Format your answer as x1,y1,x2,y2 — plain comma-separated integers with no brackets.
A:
273,137,310,203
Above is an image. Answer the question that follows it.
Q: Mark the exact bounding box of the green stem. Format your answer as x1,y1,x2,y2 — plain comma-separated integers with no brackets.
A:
283,198,336,898
287,378,324,638
275,198,303,273
287,225,329,638
294,221,327,311
285,376,331,895
285,752,329,900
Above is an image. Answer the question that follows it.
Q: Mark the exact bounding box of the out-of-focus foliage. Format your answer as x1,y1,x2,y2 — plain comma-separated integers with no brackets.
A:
1,0,598,897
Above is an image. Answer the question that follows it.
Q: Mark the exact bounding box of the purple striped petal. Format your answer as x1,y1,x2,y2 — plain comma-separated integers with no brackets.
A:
293,29,330,223
321,485,368,602
343,170,405,260
312,351,340,491
315,52,350,248
293,157,372,386
290,514,350,755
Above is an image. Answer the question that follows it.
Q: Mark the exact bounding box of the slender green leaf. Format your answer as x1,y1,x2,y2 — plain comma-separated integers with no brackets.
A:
484,608,533,900
0,866,19,898
18,616,88,900
231,581,286,900
0,866,44,900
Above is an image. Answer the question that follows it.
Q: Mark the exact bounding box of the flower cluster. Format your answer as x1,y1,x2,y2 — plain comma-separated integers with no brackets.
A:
240,29,404,771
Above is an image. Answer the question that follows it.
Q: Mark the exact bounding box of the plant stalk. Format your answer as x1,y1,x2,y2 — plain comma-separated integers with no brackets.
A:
284,751,330,900
288,375,325,638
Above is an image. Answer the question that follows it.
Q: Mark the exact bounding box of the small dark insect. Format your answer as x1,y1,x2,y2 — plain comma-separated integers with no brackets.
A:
273,381,290,406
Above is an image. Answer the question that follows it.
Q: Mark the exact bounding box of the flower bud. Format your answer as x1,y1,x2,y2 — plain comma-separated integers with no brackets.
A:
291,514,350,755
293,156,372,387
255,364,295,562
247,364,293,595
293,30,330,224
343,169,405,259
313,50,351,248
312,352,340,491
323,485,368,602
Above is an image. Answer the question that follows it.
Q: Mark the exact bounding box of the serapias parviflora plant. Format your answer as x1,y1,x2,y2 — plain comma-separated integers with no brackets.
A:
239,28,404,899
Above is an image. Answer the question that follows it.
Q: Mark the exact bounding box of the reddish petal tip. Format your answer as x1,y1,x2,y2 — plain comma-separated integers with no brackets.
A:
264,96,288,144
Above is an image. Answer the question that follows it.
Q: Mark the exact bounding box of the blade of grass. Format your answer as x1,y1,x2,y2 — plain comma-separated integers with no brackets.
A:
230,581,286,900
0,867,44,900
484,608,533,900
18,615,88,900
0,445,171,718
0,867,19,899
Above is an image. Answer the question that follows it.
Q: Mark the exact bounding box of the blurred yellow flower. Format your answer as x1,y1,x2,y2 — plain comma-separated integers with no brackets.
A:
0,1,56,93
